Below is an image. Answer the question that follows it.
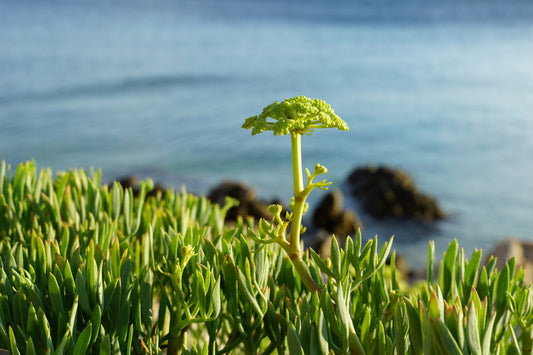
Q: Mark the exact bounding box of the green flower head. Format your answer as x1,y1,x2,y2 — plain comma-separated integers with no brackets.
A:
242,96,349,136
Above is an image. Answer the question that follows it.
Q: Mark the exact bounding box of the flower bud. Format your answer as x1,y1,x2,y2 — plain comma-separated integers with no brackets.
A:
314,164,328,175
267,204,283,216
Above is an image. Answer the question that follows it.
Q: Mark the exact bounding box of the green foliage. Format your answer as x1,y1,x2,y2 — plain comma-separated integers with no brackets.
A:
0,160,237,354
2,160,533,354
402,240,533,355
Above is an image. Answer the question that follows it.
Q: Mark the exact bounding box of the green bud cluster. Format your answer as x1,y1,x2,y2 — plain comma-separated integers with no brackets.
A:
242,95,349,136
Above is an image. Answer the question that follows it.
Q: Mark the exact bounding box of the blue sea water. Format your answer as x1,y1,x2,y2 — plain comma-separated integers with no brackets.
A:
1,0,533,266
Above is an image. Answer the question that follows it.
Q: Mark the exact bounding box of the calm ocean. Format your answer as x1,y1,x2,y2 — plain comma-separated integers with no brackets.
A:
1,0,532,265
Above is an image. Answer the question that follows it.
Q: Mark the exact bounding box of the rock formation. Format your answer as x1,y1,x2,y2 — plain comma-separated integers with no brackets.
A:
347,165,445,221
484,237,533,284
113,175,166,198
207,181,277,222
312,189,362,237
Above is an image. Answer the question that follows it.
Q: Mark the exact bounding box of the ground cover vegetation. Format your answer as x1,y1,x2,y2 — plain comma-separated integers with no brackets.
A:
1,97,533,354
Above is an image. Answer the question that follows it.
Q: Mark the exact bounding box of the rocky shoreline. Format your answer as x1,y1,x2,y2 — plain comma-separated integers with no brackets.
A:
115,165,529,284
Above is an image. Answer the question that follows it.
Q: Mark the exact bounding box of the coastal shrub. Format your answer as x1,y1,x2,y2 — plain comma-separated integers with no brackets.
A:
1,160,533,354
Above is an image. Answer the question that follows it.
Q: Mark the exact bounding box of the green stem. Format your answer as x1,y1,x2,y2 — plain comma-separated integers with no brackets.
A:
291,132,303,195
287,132,321,294
168,308,185,355
522,326,533,354
290,251,321,294
167,327,185,355
289,132,303,247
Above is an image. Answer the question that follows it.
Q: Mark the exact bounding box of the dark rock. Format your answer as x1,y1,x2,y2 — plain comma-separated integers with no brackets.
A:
387,253,410,277
113,175,167,198
116,175,139,190
146,182,167,198
312,189,362,237
311,232,345,259
484,237,533,284
347,165,445,221
207,181,275,222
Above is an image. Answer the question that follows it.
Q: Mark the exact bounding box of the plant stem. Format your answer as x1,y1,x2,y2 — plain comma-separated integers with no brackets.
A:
167,326,184,355
290,251,321,294
291,132,303,194
168,308,185,355
289,132,304,248
522,326,533,354
287,132,321,294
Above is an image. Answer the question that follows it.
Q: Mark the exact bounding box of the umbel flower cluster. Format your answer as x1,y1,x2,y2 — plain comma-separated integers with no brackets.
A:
242,95,349,136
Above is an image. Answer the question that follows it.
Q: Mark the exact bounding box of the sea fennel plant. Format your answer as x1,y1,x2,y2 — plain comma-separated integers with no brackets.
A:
242,95,348,294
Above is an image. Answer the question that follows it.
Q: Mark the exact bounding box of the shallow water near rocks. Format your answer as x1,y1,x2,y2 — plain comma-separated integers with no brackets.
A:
1,0,533,267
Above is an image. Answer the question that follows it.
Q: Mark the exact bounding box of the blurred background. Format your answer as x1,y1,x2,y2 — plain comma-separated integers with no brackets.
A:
1,0,532,265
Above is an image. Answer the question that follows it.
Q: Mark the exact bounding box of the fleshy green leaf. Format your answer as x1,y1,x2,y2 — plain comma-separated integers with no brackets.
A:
405,299,423,354
49,273,65,316
466,302,482,355
287,324,305,355
330,235,341,278
73,323,92,355
99,334,111,355
236,267,263,316
8,326,21,355
431,318,462,355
